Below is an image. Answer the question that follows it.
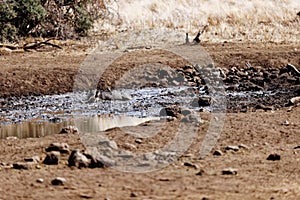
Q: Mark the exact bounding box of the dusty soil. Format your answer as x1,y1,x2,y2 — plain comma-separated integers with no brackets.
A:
0,42,299,200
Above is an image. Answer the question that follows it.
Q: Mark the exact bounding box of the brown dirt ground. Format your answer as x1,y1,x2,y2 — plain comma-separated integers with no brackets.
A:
0,42,299,200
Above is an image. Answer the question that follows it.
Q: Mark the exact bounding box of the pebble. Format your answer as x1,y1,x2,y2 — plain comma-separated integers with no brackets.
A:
6,136,18,140
13,162,35,170
222,168,238,175
134,138,143,144
51,177,66,186
195,169,205,176
213,150,223,156
46,143,70,154
43,151,60,165
267,153,281,161
159,105,181,118
183,162,199,169
282,120,290,126
238,144,250,150
225,145,240,152
124,143,137,150
24,156,40,163
36,178,44,183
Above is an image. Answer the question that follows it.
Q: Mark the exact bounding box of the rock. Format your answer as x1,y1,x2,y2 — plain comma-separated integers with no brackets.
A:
267,153,281,161
159,105,181,118
123,143,137,150
36,178,44,183
84,148,116,168
68,149,90,168
213,150,223,156
43,151,60,165
294,146,300,149
46,143,70,154
222,168,238,175
286,63,300,76
287,96,300,106
24,156,40,163
195,169,205,176
158,69,170,79
251,76,265,87
282,120,290,126
99,90,132,101
181,109,192,116
191,96,211,107
238,144,250,150
130,192,138,197
0,47,12,55
59,126,78,134
225,145,239,152
13,162,35,170
51,177,66,186
6,136,18,140
255,104,273,111
183,162,199,169
134,138,143,144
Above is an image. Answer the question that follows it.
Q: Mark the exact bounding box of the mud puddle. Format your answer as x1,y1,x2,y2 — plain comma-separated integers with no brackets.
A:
0,115,158,139
0,86,296,138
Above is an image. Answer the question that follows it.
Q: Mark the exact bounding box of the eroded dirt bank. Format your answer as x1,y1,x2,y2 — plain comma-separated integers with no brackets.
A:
0,42,299,97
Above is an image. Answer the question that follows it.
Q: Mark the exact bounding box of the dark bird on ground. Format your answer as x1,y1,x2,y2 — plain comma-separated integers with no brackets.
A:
192,25,208,45
185,33,190,44
193,31,201,44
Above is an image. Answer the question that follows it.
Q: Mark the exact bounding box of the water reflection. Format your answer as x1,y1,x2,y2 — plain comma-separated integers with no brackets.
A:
0,115,158,139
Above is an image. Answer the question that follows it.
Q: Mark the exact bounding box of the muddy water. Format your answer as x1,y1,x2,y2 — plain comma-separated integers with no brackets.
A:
0,86,295,138
0,115,157,139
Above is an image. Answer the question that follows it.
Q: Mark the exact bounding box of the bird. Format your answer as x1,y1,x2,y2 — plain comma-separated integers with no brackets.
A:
193,31,201,44
185,33,190,44
192,25,209,45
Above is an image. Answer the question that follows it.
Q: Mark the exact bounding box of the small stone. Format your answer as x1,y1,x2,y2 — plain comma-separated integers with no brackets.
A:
255,104,273,111
51,177,66,186
282,120,290,126
196,169,205,176
6,136,18,140
24,156,40,163
213,150,223,156
159,105,181,118
36,178,44,183
46,143,70,154
13,162,35,170
191,96,211,107
68,149,90,168
59,126,78,134
225,145,239,152
288,96,300,105
181,109,192,116
238,144,250,150
43,151,60,165
134,138,143,144
267,153,281,161
130,192,138,197
124,143,137,150
183,162,199,169
222,168,238,175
